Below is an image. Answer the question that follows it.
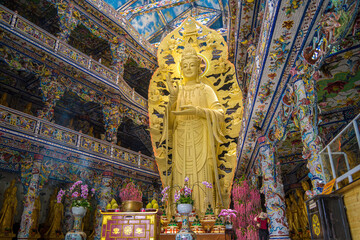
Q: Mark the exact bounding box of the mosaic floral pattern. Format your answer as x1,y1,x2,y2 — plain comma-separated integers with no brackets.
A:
282,0,304,17
269,30,292,72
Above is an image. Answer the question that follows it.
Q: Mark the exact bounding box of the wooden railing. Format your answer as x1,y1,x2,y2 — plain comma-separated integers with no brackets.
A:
0,105,157,173
0,4,148,109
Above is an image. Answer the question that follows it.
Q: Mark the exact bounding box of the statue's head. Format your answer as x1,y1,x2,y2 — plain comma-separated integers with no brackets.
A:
11,186,17,194
289,193,295,201
180,43,201,82
1,93,7,101
10,179,16,186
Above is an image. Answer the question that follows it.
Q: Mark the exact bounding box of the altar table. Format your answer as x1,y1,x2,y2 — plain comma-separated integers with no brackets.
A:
100,211,160,240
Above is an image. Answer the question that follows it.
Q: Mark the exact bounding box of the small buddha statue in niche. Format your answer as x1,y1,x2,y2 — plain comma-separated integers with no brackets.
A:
30,196,41,238
46,188,58,226
24,102,33,115
88,205,99,240
0,93,9,107
44,202,64,239
0,184,17,236
285,198,296,236
289,194,301,236
295,189,310,239
68,118,75,130
88,126,94,137
3,179,16,199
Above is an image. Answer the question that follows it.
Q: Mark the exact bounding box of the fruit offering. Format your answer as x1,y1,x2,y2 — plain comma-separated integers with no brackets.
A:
146,199,159,209
106,198,119,210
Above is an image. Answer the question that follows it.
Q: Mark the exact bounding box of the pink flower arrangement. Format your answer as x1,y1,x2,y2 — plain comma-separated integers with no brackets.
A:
219,209,238,224
57,180,95,209
119,181,142,202
232,177,261,240
161,177,212,205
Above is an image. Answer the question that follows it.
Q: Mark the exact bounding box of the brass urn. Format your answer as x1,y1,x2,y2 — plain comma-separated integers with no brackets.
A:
121,200,143,212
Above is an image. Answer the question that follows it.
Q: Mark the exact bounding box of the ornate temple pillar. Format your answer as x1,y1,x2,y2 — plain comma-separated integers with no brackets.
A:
94,167,114,240
55,2,79,42
110,37,127,75
293,75,324,197
102,98,121,143
37,73,66,122
18,153,43,239
259,143,290,240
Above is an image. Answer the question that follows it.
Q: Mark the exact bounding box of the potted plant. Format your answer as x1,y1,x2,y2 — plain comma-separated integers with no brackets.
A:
161,177,212,213
119,181,143,212
57,181,95,238
161,177,213,239
219,209,237,229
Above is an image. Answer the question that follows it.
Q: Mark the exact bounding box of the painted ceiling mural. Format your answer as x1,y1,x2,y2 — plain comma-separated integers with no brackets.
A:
317,44,360,146
104,0,228,44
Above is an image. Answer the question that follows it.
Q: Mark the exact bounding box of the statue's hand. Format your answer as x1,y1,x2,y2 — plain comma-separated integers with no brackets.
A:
166,73,178,102
172,106,205,118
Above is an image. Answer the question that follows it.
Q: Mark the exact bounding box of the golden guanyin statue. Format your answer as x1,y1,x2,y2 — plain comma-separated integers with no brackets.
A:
289,194,301,236
0,182,17,236
0,93,8,107
24,102,33,115
30,196,41,238
46,188,58,226
44,202,64,239
148,17,243,215
285,198,296,236
295,189,310,239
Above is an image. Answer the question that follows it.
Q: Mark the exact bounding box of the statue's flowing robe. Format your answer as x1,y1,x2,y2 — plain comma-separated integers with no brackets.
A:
0,194,16,232
168,82,224,214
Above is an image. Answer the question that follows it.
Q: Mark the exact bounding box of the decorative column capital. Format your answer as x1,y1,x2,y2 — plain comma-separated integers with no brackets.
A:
33,153,43,161
102,166,114,178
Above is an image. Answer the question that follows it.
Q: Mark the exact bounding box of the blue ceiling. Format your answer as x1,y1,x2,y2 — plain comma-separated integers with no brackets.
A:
104,0,228,44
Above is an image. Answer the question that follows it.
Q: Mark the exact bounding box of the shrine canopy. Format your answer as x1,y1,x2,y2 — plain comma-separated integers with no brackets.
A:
104,0,228,45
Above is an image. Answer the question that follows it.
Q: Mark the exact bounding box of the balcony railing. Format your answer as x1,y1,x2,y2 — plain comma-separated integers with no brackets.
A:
0,4,148,109
0,105,157,173
319,113,360,190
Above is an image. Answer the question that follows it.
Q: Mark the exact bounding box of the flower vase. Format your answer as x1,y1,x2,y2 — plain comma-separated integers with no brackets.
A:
225,216,233,229
65,207,87,240
176,204,197,240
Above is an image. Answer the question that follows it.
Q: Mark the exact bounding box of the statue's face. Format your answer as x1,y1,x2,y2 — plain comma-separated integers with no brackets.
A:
181,58,199,79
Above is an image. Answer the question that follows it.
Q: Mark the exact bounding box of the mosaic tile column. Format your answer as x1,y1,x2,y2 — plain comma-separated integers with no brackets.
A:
18,154,43,239
293,77,324,196
259,144,290,240
55,2,79,42
38,72,66,122
94,167,114,240
110,37,127,75
63,185,74,232
102,98,121,143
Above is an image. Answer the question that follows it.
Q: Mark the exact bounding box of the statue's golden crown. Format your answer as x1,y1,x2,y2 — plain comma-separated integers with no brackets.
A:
181,43,200,62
